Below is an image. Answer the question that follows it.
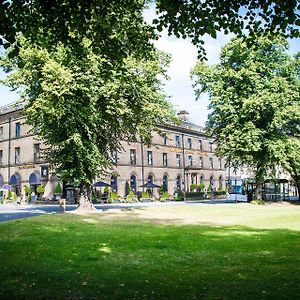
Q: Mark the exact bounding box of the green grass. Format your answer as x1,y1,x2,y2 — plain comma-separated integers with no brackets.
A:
1,205,300,299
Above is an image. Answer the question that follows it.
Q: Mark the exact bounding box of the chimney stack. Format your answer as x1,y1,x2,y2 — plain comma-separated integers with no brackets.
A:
177,110,189,122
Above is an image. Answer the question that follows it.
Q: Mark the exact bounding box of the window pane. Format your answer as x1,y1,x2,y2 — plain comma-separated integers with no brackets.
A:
15,123,21,138
130,149,136,165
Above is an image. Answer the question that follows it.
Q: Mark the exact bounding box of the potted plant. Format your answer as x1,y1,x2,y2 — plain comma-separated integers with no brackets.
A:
54,183,62,201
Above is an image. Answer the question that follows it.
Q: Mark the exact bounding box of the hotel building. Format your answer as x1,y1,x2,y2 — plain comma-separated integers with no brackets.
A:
0,102,227,201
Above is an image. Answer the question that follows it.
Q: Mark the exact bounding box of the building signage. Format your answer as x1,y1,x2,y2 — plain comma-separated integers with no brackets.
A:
18,164,36,170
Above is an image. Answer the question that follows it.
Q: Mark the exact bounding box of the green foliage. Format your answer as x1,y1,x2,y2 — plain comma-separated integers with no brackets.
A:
185,192,206,200
24,185,32,195
1,35,176,190
2,211,300,299
1,1,298,61
198,183,205,191
110,192,119,200
251,200,266,205
126,191,135,203
7,190,12,200
104,186,110,194
175,191,184,201
159,185,165,194
190,184,197,192
54,183,62,194
142,191,150,199
13,193,18,201
36,185,45,194
192,35,300,199
154,2,299,59
160,192,170,201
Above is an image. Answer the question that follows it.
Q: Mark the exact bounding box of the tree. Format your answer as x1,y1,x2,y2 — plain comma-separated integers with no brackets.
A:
191,35,300,200
1,36,176,209
154,0,300,58
1,1,299,59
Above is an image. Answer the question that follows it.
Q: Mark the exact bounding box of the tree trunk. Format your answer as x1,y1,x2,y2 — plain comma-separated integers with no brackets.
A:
255,168,264,201
75,183,96,212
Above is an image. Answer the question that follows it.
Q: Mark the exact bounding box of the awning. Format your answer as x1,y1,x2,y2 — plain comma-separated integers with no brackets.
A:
140,182,161,188
93,181,110,187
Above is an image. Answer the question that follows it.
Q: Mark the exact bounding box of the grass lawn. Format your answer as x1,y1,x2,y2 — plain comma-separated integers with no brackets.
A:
1,203,300,299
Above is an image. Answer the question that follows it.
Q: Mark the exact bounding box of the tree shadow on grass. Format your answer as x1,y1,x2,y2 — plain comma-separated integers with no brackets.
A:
0,217,300,299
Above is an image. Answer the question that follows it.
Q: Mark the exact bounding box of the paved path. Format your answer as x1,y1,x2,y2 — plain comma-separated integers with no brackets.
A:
0,198,247,222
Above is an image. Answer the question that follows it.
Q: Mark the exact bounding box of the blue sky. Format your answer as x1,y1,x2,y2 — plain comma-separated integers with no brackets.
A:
0,6,299,126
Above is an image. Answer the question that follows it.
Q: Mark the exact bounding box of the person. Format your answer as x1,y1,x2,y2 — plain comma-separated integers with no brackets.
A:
59,198,66,212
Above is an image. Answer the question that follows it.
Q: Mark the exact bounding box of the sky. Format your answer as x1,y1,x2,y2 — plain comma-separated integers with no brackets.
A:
0,6,299,126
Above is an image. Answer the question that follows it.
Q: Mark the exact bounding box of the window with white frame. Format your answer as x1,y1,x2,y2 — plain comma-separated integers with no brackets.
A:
199,139,202,150
187,138,192,149
34,143,40,162
15,147,20,164
163,153,168,166
176,154,181,167
175,135,181,147
188,155,193,166
147,151,153,165
130,149,136,165
163,136,168,146
15,122,21,138
199,156,204,168
209,157,213,169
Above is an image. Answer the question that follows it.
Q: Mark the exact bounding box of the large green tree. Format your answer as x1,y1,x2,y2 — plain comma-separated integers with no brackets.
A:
192,35,300,200
0,1,299,59
1,36,175,208
0,1,177,209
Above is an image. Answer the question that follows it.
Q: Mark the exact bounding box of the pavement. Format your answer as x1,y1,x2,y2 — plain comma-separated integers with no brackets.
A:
0,197,249,222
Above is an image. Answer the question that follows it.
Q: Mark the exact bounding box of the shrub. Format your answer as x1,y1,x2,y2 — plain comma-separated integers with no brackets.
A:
198,183,205,191
24,185,32,195
160,192,170,202
142,191,150,199
251,199,266,205
7,190,12,200
190,184,197,192
126,191,135,203
110,191,119,200
175,191,184,201
104,186,110,194
54,183,62,194
37,185,45,194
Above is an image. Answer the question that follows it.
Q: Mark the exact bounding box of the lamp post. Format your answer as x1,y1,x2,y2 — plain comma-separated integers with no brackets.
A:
181,134,187,202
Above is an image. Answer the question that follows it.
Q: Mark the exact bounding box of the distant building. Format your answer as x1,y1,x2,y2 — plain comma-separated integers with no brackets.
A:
0,102,227,202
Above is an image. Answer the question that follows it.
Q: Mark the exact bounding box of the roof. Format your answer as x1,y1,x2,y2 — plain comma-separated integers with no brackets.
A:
0,101,24,116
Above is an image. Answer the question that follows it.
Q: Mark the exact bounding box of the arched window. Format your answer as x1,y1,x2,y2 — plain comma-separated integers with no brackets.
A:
191,174,196,185
130,174,137,193
9,173,21,196
176,175,182,191
200,175,204,185
210,176,214,192
110,175,118,192
147,174,154,184
163,174,168,193
219,176,223,189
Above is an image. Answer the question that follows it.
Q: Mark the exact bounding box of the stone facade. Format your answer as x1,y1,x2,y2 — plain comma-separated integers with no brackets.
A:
0,102,227,200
